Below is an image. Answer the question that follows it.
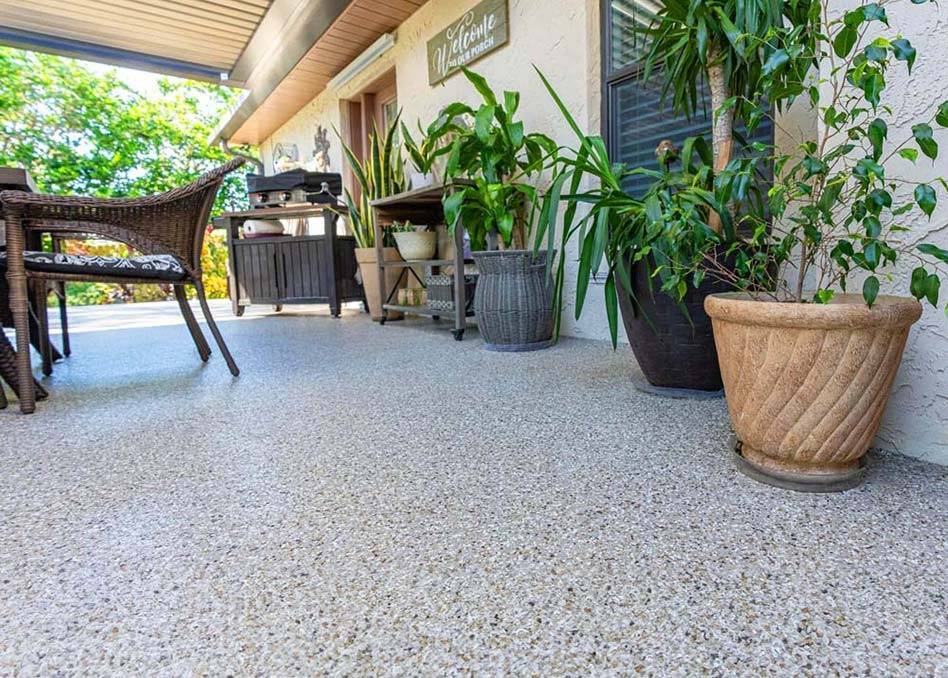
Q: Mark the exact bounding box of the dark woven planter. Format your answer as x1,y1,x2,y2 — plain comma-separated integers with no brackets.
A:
618,256,734,392
472,249,554,352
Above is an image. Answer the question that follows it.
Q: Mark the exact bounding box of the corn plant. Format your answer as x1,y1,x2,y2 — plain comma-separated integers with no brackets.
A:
337,114,407,249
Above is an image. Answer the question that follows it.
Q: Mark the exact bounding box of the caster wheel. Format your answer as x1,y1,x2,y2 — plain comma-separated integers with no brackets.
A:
273,304,283,313
235,306,245,317
452,329,464,341
380,317,387,325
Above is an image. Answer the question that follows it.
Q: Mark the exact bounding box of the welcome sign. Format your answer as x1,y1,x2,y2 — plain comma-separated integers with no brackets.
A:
427,0,509,85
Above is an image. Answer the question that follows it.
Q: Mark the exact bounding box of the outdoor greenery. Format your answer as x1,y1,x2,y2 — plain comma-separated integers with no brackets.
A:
537,0,948,347
635,0,814,233
337,117,407,249
434,68,557,251
401,120,452,179
700,0,948,309
0,47,252,305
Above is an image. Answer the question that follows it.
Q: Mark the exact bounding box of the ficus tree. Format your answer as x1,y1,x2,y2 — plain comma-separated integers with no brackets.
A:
691,0,948,310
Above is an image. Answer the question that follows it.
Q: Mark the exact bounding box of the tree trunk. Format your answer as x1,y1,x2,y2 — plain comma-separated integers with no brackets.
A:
706,44,734,235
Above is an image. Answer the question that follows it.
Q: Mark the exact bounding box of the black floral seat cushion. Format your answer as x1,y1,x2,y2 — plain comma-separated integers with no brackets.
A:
0,251,187,281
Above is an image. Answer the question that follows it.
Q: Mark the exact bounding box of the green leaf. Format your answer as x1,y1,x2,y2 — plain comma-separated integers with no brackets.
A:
919,243,948,264
868,118,887,160
915,183,937,217
861,3,888,24
936,102,948,127
474,105,494,142
860,71,885,108
762,49,790,75
910,266,928,299
604,272,618,350
891,39,917,73
868,188,892,213
864,215,883,237
834,27,858,58
864,241,881,269
863,275,880,306
864,44,887,63
912,124,938,159
460,67,497,107
815,289,836,304
899,148,919,163
925,274,941,306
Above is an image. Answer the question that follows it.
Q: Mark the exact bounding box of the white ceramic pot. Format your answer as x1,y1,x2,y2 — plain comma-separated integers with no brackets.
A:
393,231,437,261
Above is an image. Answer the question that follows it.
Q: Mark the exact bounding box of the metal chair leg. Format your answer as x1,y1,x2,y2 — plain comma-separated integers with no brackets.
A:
193,280,239,376
56,281,71,356
173,286,211,361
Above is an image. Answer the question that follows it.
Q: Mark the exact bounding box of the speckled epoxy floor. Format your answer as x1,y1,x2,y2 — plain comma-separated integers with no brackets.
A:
1,301,946,675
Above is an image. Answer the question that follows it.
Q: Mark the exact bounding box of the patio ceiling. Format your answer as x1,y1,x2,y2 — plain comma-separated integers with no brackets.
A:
0,0,375,91
0,0,427,147
219,0,428,146
0,0,278,83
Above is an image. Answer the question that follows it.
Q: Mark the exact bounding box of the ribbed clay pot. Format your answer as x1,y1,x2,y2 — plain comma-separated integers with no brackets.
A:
618,256,735,392
705,293,921,491
472,249,554,352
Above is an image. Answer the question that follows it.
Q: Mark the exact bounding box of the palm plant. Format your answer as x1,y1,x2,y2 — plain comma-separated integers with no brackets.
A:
636,0,814,232
337,115,407,248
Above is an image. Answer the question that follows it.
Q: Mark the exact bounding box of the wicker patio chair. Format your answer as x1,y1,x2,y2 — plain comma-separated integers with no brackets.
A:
1,157,245,413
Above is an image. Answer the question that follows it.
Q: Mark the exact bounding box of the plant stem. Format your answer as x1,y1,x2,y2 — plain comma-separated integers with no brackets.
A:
707,44,734,235
795,243,807,303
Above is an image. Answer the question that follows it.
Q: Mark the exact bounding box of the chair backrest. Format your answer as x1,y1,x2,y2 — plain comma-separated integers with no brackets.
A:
132,157,247,271
2,157,246,276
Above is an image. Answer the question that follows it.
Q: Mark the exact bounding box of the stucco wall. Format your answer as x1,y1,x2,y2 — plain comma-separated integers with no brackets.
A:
258,0,947,464
848,0,948,463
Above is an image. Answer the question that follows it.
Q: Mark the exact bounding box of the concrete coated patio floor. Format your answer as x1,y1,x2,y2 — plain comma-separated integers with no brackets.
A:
1,301,946,674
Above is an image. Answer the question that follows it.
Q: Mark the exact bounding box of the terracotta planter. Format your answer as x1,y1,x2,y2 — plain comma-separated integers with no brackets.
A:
705,293,921,491
355,247,406,321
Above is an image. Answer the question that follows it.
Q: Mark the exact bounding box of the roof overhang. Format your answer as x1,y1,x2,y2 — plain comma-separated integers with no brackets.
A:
0,0,357,89
0,0,427,148
215,0,427,147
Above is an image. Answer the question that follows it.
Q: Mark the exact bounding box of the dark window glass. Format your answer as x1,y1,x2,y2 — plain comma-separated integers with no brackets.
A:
608,0,651,73
602,0,774,197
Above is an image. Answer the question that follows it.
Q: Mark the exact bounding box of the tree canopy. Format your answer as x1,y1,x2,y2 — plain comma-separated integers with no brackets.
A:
0,47,252,214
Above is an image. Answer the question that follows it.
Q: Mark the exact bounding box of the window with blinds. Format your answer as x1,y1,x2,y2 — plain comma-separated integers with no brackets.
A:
602,0,774,197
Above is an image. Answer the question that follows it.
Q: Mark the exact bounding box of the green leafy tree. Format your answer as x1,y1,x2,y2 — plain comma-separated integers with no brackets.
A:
0,47,255,303
0,47,250,209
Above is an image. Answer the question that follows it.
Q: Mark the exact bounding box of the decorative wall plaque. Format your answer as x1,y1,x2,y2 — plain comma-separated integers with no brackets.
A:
427,0,509,85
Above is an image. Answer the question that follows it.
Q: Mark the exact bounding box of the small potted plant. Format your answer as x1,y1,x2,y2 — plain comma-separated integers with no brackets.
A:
401,120,452,189
337,117,408,320
390,220,437,261
695,0,947,490
434,68,559,351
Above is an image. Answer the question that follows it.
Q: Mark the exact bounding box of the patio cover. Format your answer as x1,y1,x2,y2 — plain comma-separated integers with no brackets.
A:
0,0,427,146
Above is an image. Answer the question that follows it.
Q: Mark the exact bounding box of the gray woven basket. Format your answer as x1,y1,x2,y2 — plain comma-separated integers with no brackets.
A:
471,249,555,352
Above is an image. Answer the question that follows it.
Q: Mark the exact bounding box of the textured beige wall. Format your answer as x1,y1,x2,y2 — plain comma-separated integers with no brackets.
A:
260,0,947,464
845,0,948,463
